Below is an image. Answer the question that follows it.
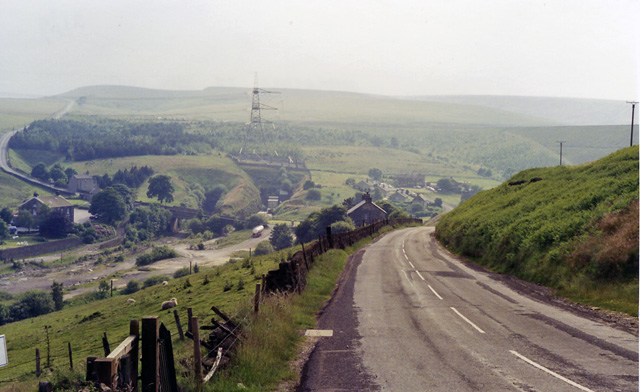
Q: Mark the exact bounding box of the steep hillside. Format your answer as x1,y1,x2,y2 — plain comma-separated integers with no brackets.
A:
435,147,639,315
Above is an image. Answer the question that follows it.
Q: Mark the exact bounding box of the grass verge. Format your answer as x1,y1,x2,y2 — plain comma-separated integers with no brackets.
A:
204,223,415,392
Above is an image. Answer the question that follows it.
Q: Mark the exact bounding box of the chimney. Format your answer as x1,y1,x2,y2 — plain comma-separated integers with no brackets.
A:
362,192,372,203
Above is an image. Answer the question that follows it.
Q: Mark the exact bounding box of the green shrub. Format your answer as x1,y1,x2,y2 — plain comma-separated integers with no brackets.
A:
136,245,178,266
143,275,170,288
254,241,273,256
173,267,190,279
122,280,140,294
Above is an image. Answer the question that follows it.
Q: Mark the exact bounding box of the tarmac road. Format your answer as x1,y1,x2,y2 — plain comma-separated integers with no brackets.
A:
298,226,638,391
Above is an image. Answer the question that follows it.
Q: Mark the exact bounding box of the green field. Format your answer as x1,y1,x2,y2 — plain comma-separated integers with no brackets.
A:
0,98,68,134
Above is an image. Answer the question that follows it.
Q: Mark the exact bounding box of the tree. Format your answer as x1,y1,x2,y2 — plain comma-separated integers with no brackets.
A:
306,189,321,200
31,162,49,181
147,175,175,204
39,210,73,238
303,180,315,190
9,290,54,321
0,207,13,225
51,281,64,311
110,184,136,211
97,280,110,299
202,185,227,212
246,214,268,230
90,187,127,224
0,219,8,240
342,197,355,209
270,223,293,251
434,198,443,207
368,168,382,181
65,167,77,180
49,165,67,184
330,220,355,234
280,179,293,193
14,210,35,231
122,280,140,294
254,241,273,255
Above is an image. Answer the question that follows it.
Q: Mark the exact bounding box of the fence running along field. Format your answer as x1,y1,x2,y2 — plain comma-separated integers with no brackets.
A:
264,218,422,294
0,217,421,388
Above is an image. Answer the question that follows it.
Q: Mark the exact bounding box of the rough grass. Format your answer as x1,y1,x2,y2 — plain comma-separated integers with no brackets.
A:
436,146,639,315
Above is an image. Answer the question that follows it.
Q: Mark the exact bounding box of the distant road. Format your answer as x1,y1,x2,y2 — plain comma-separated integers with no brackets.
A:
299,226,638,391
0,99,75,194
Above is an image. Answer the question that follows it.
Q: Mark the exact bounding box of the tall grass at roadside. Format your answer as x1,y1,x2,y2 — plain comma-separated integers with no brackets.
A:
205,224,409,392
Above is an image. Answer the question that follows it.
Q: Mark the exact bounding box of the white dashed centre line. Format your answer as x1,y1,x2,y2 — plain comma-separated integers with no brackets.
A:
450,307,485,334
428,285,443,300
509,350,595,392
408,261,416,269
415,271,426,281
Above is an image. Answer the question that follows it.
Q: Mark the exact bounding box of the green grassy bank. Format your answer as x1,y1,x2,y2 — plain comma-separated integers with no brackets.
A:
436,146,639,315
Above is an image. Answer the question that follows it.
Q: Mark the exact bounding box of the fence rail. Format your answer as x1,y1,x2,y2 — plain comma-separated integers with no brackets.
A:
264,218,421,294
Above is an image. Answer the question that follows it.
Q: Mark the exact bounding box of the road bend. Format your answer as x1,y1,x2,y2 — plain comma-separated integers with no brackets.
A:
298,226,638,391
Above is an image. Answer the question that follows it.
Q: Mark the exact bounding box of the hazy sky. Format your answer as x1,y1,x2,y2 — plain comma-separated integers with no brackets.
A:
1,0,638,100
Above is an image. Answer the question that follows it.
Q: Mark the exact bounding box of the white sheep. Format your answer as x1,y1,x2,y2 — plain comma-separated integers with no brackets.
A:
161,281,169,286
161,298,178,310
127,298,136,303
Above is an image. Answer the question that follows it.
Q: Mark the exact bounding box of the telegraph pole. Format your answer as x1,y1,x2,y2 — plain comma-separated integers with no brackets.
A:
557,141,566,165
627,101,638,147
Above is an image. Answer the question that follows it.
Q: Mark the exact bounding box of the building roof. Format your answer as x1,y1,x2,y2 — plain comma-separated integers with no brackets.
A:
20,195,73,209
71,174,94,180
347,199,388,216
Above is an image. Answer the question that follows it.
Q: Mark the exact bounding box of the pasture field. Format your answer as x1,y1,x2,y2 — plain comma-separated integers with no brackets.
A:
0,98,67,134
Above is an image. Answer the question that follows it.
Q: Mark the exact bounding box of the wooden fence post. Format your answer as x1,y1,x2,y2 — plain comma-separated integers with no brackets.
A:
68,342,73,370
102,332,111,356
254,283,261,313
130,319,140,392
35,348,41,377
141,316,159,392
187,308,193,334
261,274,266,294
191,316,202,388
326,227,333,249
174,310,184,340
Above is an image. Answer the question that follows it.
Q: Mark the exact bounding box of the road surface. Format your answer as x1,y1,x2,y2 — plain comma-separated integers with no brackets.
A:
298,226,638,391
0,99,75,194
0,227,272,298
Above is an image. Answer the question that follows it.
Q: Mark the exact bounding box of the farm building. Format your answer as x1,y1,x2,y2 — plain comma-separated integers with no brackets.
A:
19,192,74,222
347,192,388,227
388,191,410,203
395,174,425,188
68,174,100,199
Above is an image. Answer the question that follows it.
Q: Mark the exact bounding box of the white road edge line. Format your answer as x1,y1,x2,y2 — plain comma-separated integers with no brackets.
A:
428,285,443,300
415,271,426,281
408,261,416,269
509,350,595,392
450,307,485,334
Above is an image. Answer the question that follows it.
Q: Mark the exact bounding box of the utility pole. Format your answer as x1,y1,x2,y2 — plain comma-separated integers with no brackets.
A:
557,141,566,165
627,101,638,147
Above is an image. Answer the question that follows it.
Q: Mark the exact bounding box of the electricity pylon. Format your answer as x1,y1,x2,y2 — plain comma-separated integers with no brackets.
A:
241,74,279,157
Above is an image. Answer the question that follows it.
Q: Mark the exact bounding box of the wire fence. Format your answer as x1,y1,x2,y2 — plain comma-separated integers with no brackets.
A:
0,217,421,386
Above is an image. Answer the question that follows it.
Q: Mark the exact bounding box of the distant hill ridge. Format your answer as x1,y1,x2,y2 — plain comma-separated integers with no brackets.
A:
435,146,639,315
56,84,632,127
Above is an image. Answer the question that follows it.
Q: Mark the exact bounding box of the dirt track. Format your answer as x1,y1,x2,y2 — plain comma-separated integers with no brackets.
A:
1,227,272,299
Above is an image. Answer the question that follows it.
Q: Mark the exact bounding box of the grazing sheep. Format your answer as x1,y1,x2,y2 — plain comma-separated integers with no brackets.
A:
162,281,169,286
127,298,136,304
161,298,178,310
